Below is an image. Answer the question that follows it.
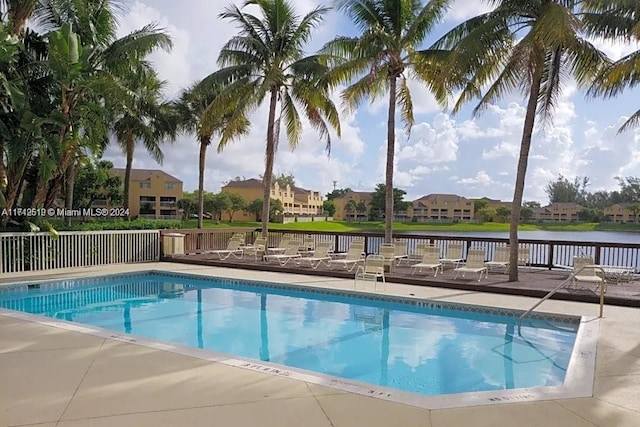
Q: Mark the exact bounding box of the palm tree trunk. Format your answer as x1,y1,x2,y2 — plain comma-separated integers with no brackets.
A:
123,131,135,220
261,87,279,237
0,141,7,196
64,162,75,225
508,67,543,282
197,139,208,229
384,75,398,244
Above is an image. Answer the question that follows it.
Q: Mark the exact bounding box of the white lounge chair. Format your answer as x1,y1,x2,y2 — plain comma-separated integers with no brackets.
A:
295,242,333,269
329,240,365,272
454,249,488,281
440,242,464,269
392,239,409,265
485,246,510,274
379,243,395,269
406,243,432,264
242,236,268,261
355,254,386,290
205,236,244,260
518,246,531,271
411,247,442,276
263,241,302,266
571,256,606,292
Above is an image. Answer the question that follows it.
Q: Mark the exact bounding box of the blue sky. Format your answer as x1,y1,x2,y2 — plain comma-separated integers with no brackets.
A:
102,0,640,204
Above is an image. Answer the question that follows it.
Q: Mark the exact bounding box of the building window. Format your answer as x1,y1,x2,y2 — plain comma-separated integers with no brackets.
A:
139,182,151,189
165,182,176,190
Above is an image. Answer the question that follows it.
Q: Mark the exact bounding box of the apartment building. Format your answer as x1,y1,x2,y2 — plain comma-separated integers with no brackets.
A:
604,203,639,223
107,168,182,219
220,178,324,221
411,194,474,222
533,202,583,222
332,191,372,221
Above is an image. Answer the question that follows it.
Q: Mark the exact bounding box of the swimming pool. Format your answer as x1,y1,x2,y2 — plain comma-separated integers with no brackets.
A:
0,270,598,408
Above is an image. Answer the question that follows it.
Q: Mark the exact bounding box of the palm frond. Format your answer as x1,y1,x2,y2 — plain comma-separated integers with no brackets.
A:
619,109,640,133
396,75,414,137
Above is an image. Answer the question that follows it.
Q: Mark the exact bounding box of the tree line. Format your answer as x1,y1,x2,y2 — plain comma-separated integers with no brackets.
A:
2,0,639,282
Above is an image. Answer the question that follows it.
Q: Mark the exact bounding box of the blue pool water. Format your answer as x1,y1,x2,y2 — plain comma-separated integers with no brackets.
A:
0,272,579,396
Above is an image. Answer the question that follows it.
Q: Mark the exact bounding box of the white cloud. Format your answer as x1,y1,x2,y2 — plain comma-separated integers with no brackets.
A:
457,170,495,186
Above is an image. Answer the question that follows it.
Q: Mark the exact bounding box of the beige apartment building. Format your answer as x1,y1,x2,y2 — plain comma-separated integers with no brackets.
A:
332,191,373,221
604,203,640,223
411,194,474,222
533,202,583,222
220,178,324,221
105,168,182,219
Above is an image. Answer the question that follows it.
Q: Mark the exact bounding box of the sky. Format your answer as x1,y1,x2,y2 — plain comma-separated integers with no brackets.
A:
100,0,640,204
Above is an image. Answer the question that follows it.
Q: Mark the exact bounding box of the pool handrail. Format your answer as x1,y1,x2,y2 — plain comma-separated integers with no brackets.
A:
517,264,606,335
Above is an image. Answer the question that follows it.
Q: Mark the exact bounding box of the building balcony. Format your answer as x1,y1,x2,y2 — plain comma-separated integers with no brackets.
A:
159,202,177,208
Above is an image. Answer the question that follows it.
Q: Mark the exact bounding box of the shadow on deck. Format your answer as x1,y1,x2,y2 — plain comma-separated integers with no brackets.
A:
163,254,640,308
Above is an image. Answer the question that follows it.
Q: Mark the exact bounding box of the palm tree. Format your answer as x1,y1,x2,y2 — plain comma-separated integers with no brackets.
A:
175,80,250,229
29,0,173,208
435,0,609,281
212,0,341,237
585,0,640,132
111,70,177,217
323,0,452,244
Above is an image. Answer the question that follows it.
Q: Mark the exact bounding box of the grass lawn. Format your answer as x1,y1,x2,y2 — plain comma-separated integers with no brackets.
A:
179,220,640,233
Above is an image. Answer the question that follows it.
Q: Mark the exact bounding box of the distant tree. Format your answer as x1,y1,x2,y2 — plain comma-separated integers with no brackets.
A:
205,193,230,221
474,199,489,213
73,161,123,210
344,199,357,221
269,198,284,220
615,176,640,203
520,206,534,222
369,184,408,220
177,197,198,220
523,200,541,208
478,207,496,222
495,206,511,222
325,188,352,200
585,191,612,209
246,199,263,221
274,173,295,188
578,207,604,223
545,175,589,204
356,200,367,221
225,193,247,222
322,200,336,217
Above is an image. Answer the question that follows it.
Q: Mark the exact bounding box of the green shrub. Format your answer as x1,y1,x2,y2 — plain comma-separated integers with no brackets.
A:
52,219,183,231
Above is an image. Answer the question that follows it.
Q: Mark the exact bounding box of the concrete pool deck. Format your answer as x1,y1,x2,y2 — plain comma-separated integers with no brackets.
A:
1,262,639,427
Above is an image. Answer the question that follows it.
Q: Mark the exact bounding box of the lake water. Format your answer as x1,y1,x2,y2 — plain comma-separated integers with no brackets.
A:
398,230,639,244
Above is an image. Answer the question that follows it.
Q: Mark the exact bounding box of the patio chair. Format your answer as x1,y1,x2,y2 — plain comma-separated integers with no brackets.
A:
440,242,464,269
485,246,510,274
205,236,244,260
454,249,488,281
406,243,433,264
328,240,365,272
267,235,295,255
298,235,316,256
571,256,606,292
411,246,442,277
242,236,268,261
355,254,386,290
518,246,531,271
295,241,333,269
392,239,409,265
263,241,302,266
378,243,395,269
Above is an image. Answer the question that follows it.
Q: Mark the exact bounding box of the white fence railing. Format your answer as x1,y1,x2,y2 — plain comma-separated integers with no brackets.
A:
0,230,160,274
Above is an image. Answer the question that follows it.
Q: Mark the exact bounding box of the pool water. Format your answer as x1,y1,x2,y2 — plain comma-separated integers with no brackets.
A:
0,272,579,397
